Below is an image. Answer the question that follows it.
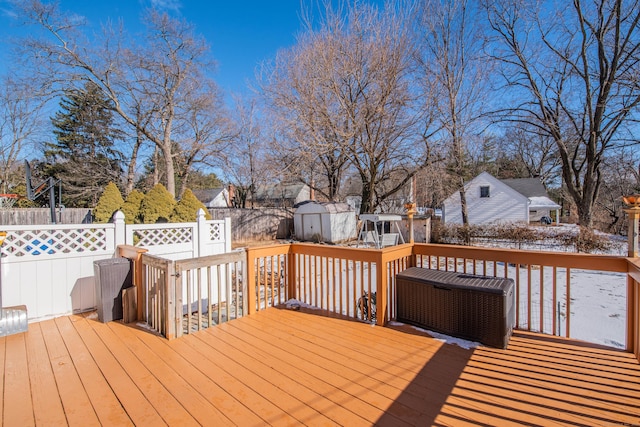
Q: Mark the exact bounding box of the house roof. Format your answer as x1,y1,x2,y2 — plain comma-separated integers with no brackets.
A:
254,183,308,200
294,201,354,214
528,196,561,209
501,178,548,198
192,188,226,202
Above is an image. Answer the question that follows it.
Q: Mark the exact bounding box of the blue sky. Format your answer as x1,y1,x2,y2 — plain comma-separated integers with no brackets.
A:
0,0,306,96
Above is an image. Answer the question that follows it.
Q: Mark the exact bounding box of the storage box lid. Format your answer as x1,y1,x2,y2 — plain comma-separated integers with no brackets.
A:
396,267,513,295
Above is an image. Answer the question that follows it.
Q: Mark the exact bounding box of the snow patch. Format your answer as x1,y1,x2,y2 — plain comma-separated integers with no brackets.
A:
388,321,481,350
285,299,321,311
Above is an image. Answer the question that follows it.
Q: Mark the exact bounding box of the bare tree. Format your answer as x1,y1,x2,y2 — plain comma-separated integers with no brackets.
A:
223,95,271,208
260,10,350,202
595,149,640,233
172,79,230,198
0,75,47,193
499,125,562,186
485,0,640,227
416,0,491,224
261,1,432,213
16,2,224,197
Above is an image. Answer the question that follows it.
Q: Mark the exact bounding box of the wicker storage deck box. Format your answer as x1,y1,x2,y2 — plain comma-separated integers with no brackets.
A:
396,267,515,348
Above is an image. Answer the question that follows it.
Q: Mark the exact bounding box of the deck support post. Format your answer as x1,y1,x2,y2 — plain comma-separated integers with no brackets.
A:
376,250,387,326
623,195,640,258
118,244,149,321
246,248,257,315
287,248,297,301
625,207,640,258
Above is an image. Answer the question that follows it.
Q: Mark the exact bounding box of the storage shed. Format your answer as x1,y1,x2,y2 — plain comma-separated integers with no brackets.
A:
294,202,357,243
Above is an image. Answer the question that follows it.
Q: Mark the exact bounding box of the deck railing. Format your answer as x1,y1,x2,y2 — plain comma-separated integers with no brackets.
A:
412,244,629,336
138,250,247,339
128,242,639,360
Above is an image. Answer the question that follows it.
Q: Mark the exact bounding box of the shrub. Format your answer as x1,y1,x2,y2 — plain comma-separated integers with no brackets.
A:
170,189,211,222
93,182,124,223
562,226,612,253
489,223,538,249
121,190,145,224
431,222,479,245
139,184,176,223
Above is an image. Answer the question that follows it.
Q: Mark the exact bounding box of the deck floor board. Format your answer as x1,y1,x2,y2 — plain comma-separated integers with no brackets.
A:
39,318,100,427
24,322,67,426
2,307,640,426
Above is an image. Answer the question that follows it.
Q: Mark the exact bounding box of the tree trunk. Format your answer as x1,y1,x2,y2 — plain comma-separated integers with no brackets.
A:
360,179,373,214
125,133,143,195
459,185,469,225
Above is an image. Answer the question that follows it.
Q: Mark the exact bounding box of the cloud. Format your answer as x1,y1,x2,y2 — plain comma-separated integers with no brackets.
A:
1,7,18,19
149,0,182,13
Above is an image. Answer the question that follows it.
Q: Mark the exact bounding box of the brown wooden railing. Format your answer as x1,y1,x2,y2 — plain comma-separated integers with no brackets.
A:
139,253,175,338
174,250,247,338
412,244,628,339
126,242,639,360
245,244,291,314
279,243,413,324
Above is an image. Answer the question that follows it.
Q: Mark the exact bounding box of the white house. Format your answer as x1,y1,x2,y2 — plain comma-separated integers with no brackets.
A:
192,188,230,208
500,177,561,223
442,172,560,225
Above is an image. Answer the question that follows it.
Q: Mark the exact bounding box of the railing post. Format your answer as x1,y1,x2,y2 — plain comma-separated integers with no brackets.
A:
246,248,256,315
224,217,232,253
113,211,126,251
196,208,206,257
165,259,178,340
118,244,149,321
627,275,637,355
376,250,387,326
288,246,297,301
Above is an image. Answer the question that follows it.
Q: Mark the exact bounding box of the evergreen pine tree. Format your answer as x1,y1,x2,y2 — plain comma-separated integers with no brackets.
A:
47,81,124,208
121,189,145,224
139,184,176,223
171,189,211,222
93,182,124,222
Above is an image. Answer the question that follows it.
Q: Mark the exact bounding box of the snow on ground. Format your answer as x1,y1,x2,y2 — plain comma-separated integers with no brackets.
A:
388,321,482,350
502,225,627,348
566,269,627,348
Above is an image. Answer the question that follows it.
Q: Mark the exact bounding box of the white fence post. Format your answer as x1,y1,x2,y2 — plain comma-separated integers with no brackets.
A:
224,217,232,253
196,209,207,257
114,211,126,251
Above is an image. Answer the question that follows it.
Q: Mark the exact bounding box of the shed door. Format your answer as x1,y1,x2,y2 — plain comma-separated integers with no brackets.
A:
302,214,323,241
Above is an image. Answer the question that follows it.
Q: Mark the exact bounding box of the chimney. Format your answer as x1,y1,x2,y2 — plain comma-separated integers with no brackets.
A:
227,184,235,207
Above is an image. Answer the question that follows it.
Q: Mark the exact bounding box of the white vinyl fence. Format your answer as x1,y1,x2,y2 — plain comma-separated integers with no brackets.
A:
0,209,231,321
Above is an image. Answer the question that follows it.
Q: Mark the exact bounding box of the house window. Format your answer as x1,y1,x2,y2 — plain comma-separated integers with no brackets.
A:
480,186,490,198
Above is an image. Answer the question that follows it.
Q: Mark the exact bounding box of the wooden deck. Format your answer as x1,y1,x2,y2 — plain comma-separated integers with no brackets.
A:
3,307,640,426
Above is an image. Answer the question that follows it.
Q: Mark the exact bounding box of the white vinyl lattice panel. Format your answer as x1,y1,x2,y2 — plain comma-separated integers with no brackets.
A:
209,223,223,241
134,226,193,247
1,228,110,257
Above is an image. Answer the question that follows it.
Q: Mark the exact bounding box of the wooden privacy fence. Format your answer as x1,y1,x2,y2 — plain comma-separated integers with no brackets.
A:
128,241,639,361
0,208,93,225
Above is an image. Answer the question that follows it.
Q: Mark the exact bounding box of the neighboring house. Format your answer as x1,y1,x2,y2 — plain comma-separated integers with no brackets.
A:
500,177,561,223
192,188,230,208
442,172,560,225
251,183,310,208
